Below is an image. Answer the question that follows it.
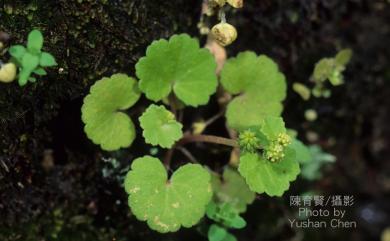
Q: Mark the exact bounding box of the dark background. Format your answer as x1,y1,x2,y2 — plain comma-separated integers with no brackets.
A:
0,0,389,240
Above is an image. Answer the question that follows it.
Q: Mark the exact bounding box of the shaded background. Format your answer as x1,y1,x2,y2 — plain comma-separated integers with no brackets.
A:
0,0,389,240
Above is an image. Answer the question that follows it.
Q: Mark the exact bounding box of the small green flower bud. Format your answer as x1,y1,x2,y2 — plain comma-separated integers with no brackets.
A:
239,130,260,153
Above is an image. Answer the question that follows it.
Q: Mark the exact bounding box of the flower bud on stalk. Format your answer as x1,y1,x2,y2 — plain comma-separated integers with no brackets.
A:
227,0,243,8
211,22,237,46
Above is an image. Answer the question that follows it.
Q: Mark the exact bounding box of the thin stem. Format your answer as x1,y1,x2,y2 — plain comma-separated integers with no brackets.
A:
176,146,199,164
163,134,237,169
163,148,174,169
204,109,225,127
219,8,226,23
168,94,178,117
177,134,238,148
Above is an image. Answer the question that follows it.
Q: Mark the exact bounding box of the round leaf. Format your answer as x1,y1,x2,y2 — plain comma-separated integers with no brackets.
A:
226,95,283,131
81,74,140,151
124,156,212,233
136,34,218,107
139,104,183,148
211,168,255,213
221,52,287,130
238,148,300,196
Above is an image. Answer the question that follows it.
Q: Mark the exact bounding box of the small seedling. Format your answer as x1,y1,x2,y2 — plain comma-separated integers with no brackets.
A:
8,29,57,86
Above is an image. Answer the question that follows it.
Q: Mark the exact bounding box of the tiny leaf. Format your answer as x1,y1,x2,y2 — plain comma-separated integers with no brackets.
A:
292,82,311,100
40,52,57,67
33,68,47,76
139,104,183,148
27,30,44,53
136,34,218,106
208,224,228,241
18,68,32,86
81,74,140,151
289,138,311,164
335,49,353,67
124,156,212,233
222,233,238,241
229,216,246,229
313,58,334,82
9,45,26,60
211,168,255,213
206,202,246,229
300,145,336,180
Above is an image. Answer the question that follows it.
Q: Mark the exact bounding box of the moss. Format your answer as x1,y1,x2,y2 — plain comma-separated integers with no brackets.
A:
0,0,199,224
0,0,199,151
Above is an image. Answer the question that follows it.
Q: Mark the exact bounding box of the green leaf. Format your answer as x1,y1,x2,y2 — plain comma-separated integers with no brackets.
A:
208,224,228,241
33,68,47,76
139,104,183,148
81,74,140,151
292,82,311,100
206,202,246,229
17,52,39,86
27,30,44,53
238,149,300,196
313,58,334,82
225,95,283,131
124,156,212,233
260,116,286,140
229,215,246,229
136,34,218,107
220,52,287,130
9,45,26,60
300,145,336,180
40,52,57,67
21,52,40,71
289,139,311,164
211,168,255,213
222,233,237,241
18,68,32,86
329,70,343,86
335,49,353,67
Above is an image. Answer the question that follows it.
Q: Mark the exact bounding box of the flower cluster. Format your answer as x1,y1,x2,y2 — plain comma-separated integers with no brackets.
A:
238,130,260,153
264,133,291,162
277,133,291,147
